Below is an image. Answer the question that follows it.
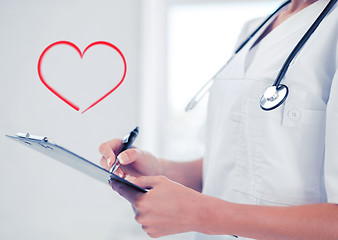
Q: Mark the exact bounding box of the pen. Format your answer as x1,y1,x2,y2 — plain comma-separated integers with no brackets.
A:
109,126,139,173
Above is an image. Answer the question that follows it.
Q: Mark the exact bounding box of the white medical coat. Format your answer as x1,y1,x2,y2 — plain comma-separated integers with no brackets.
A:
195,1,338,239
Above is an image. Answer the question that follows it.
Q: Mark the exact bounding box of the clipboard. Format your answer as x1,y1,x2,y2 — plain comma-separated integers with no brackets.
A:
6,133,147,193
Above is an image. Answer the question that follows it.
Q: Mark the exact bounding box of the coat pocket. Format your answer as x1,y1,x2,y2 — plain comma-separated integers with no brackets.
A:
233,96,325,206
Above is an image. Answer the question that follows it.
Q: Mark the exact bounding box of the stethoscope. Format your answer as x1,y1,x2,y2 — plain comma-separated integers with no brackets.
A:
185,0,337,112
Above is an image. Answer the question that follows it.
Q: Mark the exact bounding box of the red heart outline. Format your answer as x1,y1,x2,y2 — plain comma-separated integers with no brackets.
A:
37,41,127,114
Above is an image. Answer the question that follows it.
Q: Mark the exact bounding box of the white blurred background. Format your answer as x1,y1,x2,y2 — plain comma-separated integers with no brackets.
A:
0,0,280,239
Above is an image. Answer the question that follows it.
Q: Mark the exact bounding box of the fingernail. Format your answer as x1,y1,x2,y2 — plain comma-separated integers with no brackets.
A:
107,158,113,166
117,153,127,164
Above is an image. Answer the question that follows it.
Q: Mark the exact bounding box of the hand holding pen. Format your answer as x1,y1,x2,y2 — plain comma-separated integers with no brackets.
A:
99,127,240,238
99,127,162,179
109,126,139,173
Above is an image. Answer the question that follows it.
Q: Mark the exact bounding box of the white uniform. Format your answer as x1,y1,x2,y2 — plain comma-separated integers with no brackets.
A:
195,1,338,239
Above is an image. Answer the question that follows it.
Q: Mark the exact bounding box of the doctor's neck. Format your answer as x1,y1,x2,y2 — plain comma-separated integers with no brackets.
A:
270,0,318,31
288,0,318,13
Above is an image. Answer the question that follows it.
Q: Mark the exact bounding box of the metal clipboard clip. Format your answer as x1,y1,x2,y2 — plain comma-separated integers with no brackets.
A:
16,133,54,150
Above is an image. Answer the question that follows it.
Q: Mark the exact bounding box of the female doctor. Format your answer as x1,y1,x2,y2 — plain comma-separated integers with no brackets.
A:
99,0,338,239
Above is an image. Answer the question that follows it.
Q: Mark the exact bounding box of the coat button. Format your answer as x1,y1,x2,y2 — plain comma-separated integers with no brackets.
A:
288,108,301,120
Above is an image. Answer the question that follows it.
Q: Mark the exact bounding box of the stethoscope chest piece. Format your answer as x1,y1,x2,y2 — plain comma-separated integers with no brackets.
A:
260,84,289,111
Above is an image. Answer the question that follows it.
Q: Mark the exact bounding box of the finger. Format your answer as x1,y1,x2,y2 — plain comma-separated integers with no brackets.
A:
99,139,123,167
125,175,137,182
100,156,112,171
117,148,143,165
108,179,144,204
113,168,124,178
132,176,163,189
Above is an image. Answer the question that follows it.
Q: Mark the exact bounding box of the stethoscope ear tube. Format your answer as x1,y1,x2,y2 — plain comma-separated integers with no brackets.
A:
185,59,232,112
185,78,214,112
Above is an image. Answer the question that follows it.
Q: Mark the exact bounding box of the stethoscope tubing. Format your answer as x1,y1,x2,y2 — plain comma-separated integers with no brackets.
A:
185,0,292,112
274,0,338,87
185,0,337,112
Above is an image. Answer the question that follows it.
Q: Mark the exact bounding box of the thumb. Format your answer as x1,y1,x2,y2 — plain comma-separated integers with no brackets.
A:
131,176,163,189
117,148,142,165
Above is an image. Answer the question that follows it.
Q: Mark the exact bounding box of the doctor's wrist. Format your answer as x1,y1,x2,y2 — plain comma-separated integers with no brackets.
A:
194,196,237,236
159,158,172,176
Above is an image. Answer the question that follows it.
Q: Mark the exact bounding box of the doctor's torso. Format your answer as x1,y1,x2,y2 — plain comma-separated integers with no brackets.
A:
195,1,338,239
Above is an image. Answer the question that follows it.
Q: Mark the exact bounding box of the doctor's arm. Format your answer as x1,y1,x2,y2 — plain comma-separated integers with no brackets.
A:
119,176,338,239
197,199,338,239
99,139,203,192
